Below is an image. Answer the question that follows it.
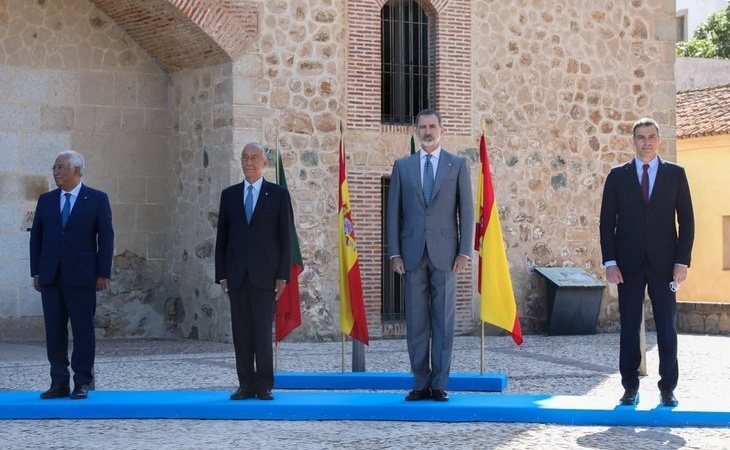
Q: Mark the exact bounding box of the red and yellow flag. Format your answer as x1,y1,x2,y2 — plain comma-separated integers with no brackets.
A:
275,156,303,342
474,133,523,345
338,136,369,345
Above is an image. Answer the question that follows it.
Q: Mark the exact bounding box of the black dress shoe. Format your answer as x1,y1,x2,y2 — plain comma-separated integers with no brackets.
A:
431,390,449,402
40,385,70,399
70,384,89,400
257,391,274,400
660,390,678,407
619,388,639,405
405,389,431,401
230,388,256,400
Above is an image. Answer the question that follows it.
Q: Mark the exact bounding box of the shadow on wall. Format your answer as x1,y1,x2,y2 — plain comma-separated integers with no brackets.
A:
94,250,168,338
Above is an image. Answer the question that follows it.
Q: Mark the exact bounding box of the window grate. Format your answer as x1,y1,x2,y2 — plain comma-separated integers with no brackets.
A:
381,0,430,125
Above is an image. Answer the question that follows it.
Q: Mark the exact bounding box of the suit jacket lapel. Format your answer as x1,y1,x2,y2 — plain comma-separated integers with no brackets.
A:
431,150,452,201
406,153,425,208
626,159,644,206
64,185,88,228
51,189,63,227
249,179,269,224
230,182,247,226
651,157,667,205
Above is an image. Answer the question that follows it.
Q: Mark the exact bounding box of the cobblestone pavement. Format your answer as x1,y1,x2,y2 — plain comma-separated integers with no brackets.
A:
1,333,728,449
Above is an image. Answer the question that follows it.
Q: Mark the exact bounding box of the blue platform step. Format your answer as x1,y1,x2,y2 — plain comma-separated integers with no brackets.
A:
1,391,728,427
273,372,507,391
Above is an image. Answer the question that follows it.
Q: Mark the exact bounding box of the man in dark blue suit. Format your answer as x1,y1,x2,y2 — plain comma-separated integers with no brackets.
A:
30,150,114,400
600,118,694,407
215,142,293,401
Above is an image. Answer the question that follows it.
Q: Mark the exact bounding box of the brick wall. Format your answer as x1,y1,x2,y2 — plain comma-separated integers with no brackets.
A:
90,0,258,72
347,0,472,134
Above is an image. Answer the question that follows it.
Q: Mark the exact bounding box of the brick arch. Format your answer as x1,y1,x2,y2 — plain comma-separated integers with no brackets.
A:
89,0,258,73
347,0,471,134
374,0,444,15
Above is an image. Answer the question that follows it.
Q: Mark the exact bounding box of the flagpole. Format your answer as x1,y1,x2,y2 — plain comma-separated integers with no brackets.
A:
341,334,346,373
274,126,280,372
481,322,485,375
481,118,488,376
340,119,346,374
275,127,280,185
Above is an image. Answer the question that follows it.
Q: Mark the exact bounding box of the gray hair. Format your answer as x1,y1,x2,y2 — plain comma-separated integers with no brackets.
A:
241,142,266,157
56,150,85,174
415,108,443,126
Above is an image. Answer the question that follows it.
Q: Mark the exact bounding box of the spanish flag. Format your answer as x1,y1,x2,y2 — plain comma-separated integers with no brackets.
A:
275,156,303,342
338,136,369,345
475,133,523,345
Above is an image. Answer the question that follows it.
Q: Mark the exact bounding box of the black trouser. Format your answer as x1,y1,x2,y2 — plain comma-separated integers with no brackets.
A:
41,275,97,387
228,275,276,393
618,262,678,392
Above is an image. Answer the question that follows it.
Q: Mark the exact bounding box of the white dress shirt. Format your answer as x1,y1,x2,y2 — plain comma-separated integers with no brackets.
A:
60,182,83,213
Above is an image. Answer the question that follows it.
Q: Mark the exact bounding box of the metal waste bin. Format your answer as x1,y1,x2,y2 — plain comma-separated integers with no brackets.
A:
534,267,605,335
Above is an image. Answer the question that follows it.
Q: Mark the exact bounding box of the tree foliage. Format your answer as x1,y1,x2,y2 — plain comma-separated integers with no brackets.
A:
676,4,730,59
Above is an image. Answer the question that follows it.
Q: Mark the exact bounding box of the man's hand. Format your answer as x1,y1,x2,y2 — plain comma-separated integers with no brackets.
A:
673,264,688,284
95,277,109,292
452,255,469,273
605,266,624,284
220,279,229,295
33,276,41,293
275,279,287,301
391,257,405,275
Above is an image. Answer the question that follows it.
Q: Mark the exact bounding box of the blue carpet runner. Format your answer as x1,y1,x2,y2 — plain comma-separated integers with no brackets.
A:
273,372,507,391
1,390,727,427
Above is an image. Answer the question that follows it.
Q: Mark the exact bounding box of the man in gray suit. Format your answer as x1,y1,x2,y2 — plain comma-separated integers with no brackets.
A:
387,109,474,402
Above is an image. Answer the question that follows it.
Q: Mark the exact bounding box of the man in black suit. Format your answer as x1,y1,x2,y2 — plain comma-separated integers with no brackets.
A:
600,117,694,407
30,150,114,400
215,142,293,401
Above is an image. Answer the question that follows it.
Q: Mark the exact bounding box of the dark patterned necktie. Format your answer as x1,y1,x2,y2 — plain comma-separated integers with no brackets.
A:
423,154,434,205
641,164,649,203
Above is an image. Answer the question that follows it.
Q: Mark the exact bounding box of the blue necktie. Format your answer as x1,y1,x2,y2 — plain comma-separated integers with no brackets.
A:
423,154,434,205
244,185,254,222
61,193,71,227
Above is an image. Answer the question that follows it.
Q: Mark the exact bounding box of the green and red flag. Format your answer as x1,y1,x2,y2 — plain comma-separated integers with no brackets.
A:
275,157,303,342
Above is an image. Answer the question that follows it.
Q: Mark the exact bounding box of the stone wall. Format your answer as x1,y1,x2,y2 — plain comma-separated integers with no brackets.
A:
471,0,677,332
0,0,169,338
157,0,681,340
2,0,691,341
677,302,730,335
233,0,348,340
166,63,234,340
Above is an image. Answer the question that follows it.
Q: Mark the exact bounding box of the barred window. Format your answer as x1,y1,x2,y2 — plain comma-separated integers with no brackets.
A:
381,0,430,125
